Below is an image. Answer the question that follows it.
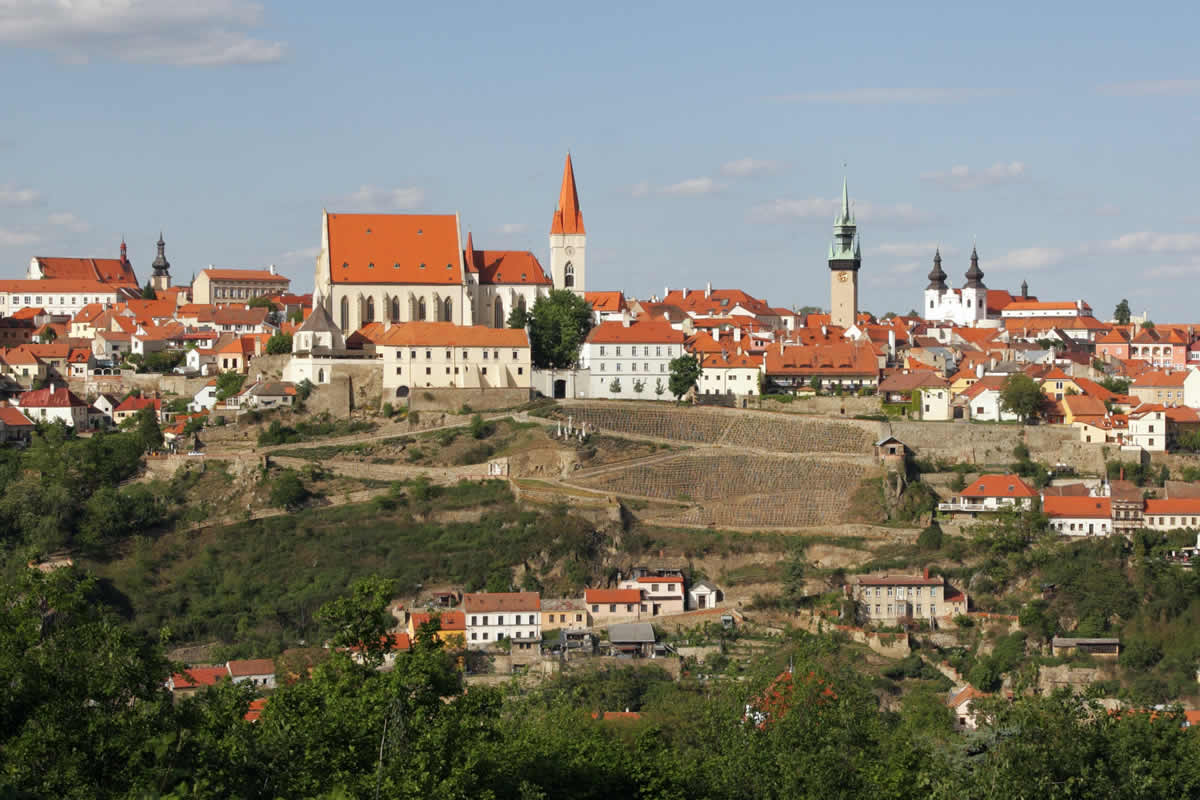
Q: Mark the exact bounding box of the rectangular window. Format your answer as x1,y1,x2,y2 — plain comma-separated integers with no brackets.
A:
426,367,431,375
462,350,469,358
482,633,488,640
600,346,606,356
410,350,417,358
425,350,431,359
517,367,523,375
445,367,450,374
616,347,622,356
482,367,487,375
482,616,488,625
445,350,451,359
512,351,518,359
471,616,477,625
395,367,401,375
616,364,621,371
575,613,582,622
497,615,504,625
591,605,598,612
609,604,616,612
656,346,661,356
483,351,489,359
471,632,477,640
493,350,499,360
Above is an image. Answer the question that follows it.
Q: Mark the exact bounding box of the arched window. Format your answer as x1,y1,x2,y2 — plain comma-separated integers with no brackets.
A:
493,297,504,329
417,298,427,320
318,368,325,383
366,297,375,323
443,297,453,322
516,296,527,318
339,297,349,331
564,262,575,288
390,297,400,321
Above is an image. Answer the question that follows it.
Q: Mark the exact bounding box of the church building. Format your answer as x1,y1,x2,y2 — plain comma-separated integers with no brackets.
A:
312,154,584,333
923,246,1003,329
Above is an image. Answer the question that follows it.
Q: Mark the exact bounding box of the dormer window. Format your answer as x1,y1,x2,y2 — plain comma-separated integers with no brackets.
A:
368,262,375,269
393,263,400,269
419,263,426,269
342,262,349,269
417,229,423,235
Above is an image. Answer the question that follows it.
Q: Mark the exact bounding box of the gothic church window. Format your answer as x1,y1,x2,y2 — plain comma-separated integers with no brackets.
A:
564,262,574,288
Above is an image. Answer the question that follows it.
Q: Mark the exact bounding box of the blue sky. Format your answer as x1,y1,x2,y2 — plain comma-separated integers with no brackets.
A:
2,1,1198,320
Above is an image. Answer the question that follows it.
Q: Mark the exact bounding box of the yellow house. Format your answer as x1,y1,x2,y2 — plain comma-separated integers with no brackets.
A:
948,366,980,397
407,610,466,648
541,598,589,631
1038,367,1083,402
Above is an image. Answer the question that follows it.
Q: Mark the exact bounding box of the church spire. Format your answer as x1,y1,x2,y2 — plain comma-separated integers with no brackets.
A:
837,176,853,225
964,244,986,289
550,153,585,235
152,232,170,275
927,247,948,291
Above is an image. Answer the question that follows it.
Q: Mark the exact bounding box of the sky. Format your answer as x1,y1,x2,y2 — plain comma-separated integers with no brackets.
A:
1,1,1198,320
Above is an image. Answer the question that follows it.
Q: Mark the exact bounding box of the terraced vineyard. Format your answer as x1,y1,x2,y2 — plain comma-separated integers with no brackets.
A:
573,451,874,527
561,404,875,454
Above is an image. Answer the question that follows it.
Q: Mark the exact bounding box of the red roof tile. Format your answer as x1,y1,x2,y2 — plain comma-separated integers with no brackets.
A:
464,248,551,285
19,386,87,408
463,592,541,612
1043,496,1111,519
585,589,642,604
376,321,528,348
550,154,585,235
960,474,1037,499
587,320,685,345
327,213,463,286
201,268,290,283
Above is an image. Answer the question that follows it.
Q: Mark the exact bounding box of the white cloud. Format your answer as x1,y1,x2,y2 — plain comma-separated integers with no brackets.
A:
661,177,718,196
988,247,1066,271
1146,258,1200,278
0,228,40,247
921,161,1028,190
0,0,285,66
720,157,782,177
47,211,89,232
750,197,931,225
773,87,1009,104
1098,79,1200,97
496,223,526,234
279,246,319,264
343,185,425,211
0,184,41,207
1104,231,1200,254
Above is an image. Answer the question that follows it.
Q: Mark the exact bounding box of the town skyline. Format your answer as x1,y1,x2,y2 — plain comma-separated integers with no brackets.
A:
2,1,1198,319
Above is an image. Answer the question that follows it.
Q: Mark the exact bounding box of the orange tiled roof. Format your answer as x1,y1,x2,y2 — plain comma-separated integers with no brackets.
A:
765,341,877,376
1133,370,1189,388
463,592,541,612
376,321,528,348
409,610,466,632
960,474,1037,499
587,320,685,345
585,291,627,313
226,659,275,677
1043,496,1111,519
584,589,642,604
1145,498,1200,516
201,268,290,283
465,248,551,285
0,407,34,427
34,256,139,287
170,666,229,690
328,212,462,286
0,279,126,294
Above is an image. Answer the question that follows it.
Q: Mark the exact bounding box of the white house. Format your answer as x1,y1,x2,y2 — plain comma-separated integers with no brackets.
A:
1043,495,1113,536
376,322,531,399
579,318,686,400
17,383,90,428
1127,408,1167,452
1142,499,1200,531
958,376,1020,422
463,592,542,650
938,474,1038,514
189,380,219,413
688,581,724,611
617,575,686,617
698,351,761,397
225,659,276,689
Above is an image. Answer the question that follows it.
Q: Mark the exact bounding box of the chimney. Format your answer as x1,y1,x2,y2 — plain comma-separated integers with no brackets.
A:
621,309,631,328
663,286,668,300
821,325,828,337
734,326,742,342
705,281,712,299
923,566,930,580
683,287,689,299
975,363,984,378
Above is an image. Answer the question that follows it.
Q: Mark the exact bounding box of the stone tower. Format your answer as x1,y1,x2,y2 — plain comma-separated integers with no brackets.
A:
150,232,172,292
828,177,861,328
962,244,987,322
549,153,585,295
923,247,948,316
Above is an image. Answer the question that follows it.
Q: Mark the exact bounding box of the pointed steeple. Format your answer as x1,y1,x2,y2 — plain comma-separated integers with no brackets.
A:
1020,279,1029,299
463,231,477,274
964,244,986,289
927,247,948,291
550,153,585,235
837,176,853,225
829,175,858,261
120,237,128,263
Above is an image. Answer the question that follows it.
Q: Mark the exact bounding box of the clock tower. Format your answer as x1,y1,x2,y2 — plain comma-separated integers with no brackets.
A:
549,153,586,295
828,177,861,328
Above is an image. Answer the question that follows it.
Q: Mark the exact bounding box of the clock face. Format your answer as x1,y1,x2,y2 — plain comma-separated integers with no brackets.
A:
838,272,850,283
565,246,575,256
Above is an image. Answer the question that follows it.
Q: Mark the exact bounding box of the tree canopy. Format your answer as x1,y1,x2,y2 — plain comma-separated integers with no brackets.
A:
668,354,702,400
1114,298,1132,325
266,332,293,355
1000,373,1047,423
526,290,594,368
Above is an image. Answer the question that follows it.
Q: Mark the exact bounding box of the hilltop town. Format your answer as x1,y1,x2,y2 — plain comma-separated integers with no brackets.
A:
5,155,1200,794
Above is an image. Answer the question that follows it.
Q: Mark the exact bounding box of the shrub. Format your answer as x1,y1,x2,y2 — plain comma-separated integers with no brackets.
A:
269,469,309,510
917,522,944,552
469,413,494,440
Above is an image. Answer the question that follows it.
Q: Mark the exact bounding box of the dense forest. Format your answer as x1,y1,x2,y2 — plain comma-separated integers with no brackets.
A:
5,566,1200,799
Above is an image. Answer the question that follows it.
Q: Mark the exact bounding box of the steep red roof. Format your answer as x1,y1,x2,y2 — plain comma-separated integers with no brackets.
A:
550,154,585,235
18,385,87,408
170,666,229,689
1133,370,1189,388
464,249,551,285
0,407,34,427
34,255,139,287
585,291,627,313
115,396,161,414
226,659,275,677
409,610,466,632
327,212,463,286
1144,498,1200,516
764,341,878,376
661,288,773,318
1062,395,1107,417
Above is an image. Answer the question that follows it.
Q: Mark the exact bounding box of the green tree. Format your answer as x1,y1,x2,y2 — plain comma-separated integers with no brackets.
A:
269,469,309,510
247,295,279,311
214,371,245,401
809,375,822,394
141,280,157,299
632,378,645,394
315,575,395,667
654,378,665,397
917,521,944,551
266,332,293,354
39,326,57,342
608,377,621,394
134,406,163,453
1000,373,1047,423
1142,319,1156,329
668,354,701,401
1114,298,1132,325
781,543,808,605
506,304,530,329
526,289,593,368
287,308,303,324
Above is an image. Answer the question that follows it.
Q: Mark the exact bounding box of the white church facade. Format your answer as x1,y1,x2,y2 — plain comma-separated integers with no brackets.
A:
923,246,1002,329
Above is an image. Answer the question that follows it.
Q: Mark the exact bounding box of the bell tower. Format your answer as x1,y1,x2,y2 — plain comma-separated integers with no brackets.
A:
150,232,172,292
828,177,861,328
549,153,586,296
